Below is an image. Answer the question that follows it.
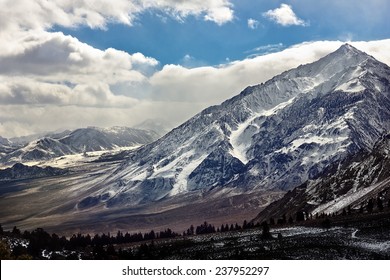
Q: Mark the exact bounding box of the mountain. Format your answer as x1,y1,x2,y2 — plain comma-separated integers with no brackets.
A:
96,44,390,207
0,163,68,181
252,133,390,223
134,119,173,136
60,126,160,151
0,136,12,154
1,126,160,164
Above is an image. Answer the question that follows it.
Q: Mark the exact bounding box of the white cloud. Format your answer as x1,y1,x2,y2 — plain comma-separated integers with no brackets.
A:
247,18,260,29
1,37,390,138
246,43,285,57
0,0,234,35
263,3,308,26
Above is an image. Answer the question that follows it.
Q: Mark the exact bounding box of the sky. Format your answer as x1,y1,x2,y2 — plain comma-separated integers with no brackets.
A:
0,0,390,138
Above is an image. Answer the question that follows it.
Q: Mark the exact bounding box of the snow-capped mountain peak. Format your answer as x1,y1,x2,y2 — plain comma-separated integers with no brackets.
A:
42,44,390,209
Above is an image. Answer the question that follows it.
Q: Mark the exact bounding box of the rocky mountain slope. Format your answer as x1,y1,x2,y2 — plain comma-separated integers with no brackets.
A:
252,133,390,223
96,44,390,207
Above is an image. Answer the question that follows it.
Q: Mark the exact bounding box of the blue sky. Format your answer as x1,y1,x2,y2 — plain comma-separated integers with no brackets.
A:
0,0,390,137
54,0,390,67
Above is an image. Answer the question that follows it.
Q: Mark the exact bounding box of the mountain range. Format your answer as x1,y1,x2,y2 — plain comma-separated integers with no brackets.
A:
1,43,389,234
0,126,161,164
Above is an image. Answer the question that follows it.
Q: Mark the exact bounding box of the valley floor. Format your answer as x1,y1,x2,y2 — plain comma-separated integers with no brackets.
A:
2,211,389,260
114,220,390,260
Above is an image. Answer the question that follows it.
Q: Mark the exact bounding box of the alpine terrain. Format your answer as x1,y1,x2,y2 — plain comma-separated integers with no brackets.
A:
101,44,390,207
1,44,390,235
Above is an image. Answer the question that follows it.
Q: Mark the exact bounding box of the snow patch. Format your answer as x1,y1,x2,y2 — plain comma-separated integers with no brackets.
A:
169,154,208,195
229,97,296,164
311,179,387,215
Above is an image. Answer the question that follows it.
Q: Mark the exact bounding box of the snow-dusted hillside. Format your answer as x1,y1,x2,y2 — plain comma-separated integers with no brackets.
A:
96,44,390,207
252,133,390,223
0,126,160,165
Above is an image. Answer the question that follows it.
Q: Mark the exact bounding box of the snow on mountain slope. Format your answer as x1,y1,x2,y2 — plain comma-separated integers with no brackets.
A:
0,126,160,165
252,133,390,224
96,44,390,207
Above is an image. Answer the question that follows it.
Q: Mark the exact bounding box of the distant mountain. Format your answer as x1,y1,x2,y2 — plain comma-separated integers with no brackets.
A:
60,126,160,152
1,126,160,164
134,119,173,136
252,133,390,224
0,136,14,156
95,44,390,207
0,136,10,146
0,163,68,181
4,137,75,162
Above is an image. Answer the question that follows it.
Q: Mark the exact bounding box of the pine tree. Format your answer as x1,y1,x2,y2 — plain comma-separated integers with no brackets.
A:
260,221,272,240
377,196,384,211
367,199,374,213
296,211,305,221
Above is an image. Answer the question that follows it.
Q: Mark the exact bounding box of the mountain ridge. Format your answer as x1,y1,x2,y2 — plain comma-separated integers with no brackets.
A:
95,43,390,207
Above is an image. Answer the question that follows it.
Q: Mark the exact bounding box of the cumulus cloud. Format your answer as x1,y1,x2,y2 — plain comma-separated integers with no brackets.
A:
247,18,260,29
0,29,157,113
0,0,234,35
263,4,308,26
0,1,389,138
0,30,158,81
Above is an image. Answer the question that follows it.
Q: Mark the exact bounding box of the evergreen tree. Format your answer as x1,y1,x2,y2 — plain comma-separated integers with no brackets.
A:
377,196,384,211
12,226,21,236
242,220,248,229
260,221,272,240
296,211,305,221
367,199,374,213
